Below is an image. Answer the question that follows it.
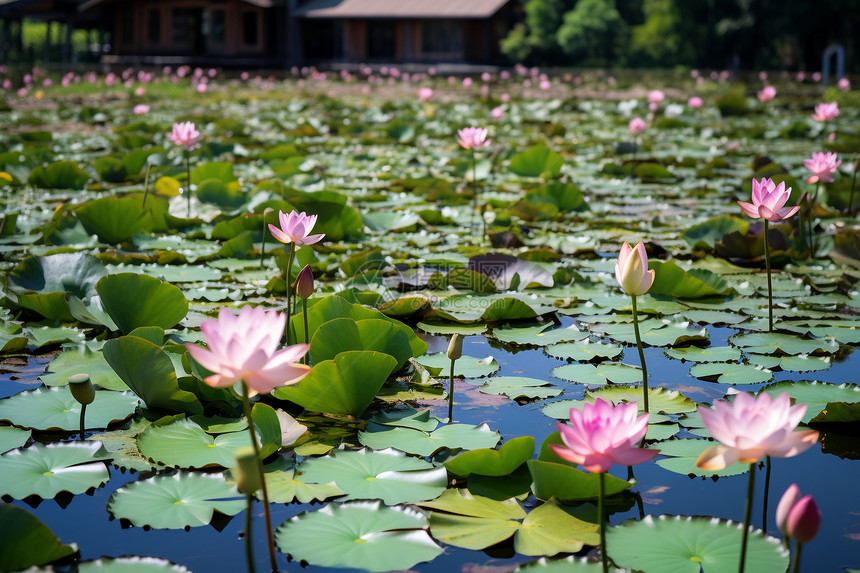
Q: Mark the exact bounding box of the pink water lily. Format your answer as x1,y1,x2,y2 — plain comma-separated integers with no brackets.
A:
803,151,841,184
738,177,799,222
696,392,819,471
418,87,433,102
167,121,200,151
629,117,646,135
758,85,776,102
811,102,839,122
615,242,655,296
776,485,821,544
550,398,658,473
185,306,309,395
456,127,490,150
268,210,325,246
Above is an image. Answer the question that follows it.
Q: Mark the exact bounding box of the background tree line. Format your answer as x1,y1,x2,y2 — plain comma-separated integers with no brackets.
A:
502,0,860,72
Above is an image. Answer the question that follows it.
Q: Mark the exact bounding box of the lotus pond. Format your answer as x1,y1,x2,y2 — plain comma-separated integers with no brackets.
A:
1,68,859,573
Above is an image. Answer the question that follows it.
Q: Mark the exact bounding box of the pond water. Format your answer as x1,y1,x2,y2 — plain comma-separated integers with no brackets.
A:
1,69,859,573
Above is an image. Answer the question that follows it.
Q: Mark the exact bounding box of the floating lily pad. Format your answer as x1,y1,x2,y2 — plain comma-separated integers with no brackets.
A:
654,439,749,477
746,354,832,372
729,332,839,356
546,340,624,361
416,353,500,378
275,502,443,573
588,386,698,414
295,448,446,504
40,345,128,390
0,386,139,431
369,408,442,432
309,317,412,371
107,473,244,529
514,556,625,571
479,376,562,400
491,323,589,346
760,381,860,423
445,436,535,477
72,556,191,572
688,362,773,385
358,423,501,457
0,504,78,572
0,442,112,499
552,362,642,386
664,346,742,363
0,426,30,453
7,253,106,321
264,468,344,504
608,515,789,572
528,460,633,501
96,273,188,334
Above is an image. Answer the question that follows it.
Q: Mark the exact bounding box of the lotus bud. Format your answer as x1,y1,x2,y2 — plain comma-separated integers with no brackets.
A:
68,373,95,405
777,484,821,544
447,334,463,361
233,446,261,494
262,207,274,221
296,264,314,300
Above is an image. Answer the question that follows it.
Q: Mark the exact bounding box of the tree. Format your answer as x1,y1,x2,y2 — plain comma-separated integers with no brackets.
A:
500,0,577,64
556,0,628,66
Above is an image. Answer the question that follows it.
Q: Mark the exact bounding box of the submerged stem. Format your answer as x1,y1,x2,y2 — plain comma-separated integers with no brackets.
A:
448,358,455,423
284,243,296,346
185,152,191,219
762,456,772,532
631,294,649,413
599,472,608,573
244,492,256,573
739,462,756,573
764,219,773,332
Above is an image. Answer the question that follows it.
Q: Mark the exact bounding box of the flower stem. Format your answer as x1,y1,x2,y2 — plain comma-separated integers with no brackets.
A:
762,456,772,532
185,151,191,219
260,218,268,268
470,150,478,235
244,492,256,573
739,462,756,573
848,154,860,217
763,219,773,332
448,358,455,423
142,161,152,209
79,403,86,441
302,300,310,366
284,243,296,346
631,294,649,414
599,472,608,573
241,383,278,572
791,542,804,573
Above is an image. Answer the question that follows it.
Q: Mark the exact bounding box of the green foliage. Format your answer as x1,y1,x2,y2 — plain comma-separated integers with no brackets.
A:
556,0,628,65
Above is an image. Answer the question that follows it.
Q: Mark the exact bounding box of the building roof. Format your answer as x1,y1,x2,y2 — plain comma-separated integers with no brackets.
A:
296,0,510,19
79,0,277,11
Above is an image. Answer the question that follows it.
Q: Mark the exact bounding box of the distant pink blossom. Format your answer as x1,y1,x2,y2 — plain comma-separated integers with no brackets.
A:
738,177,799,222
759,71,768,81
811,102,839,122
481,72,491,82
500,70,510,80
240,71,250,81
688,96,703,108
539,79,551,90
758,85,776,102
649,102,659,112
796,71,806,82
133,104,150,115
42,78,52,87
167,121,201,151
462,77,473,88
648,90,664,104
268,210,325,247
196,82,207,93
629,117,646,135
501,93,510,102
804,151,841,184
456,127,491,150
812,72,822,82
16,88,27,97
134,87,145,96
418,87,433,102
838,77,850,91
491,107,504,119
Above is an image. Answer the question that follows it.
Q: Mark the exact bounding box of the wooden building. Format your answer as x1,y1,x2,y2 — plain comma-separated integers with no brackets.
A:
0,0,519,68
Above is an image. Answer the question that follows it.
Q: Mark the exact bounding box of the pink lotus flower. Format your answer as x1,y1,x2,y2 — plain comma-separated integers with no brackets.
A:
491,107,504,119
133,104,150,115
737,177,799,222
804,151,841,184
539,79,551,90
688,96,703,108
811,102,839,122
629,117,646,135
462,77,473,88
776,485,821,543
696,392,819,471
185,306,310,395
616,242,655,296
550,398,658,473
167,121,201,151
838,77,850,91
268,210,325,246
648,90,664,104
456,127,490,150
418,87,433,102
758,85,776,102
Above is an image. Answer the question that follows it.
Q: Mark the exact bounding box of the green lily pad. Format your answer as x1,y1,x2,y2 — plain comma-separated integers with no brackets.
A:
648,260,731,299
40,345,128,390
491,322,590,346
0,386,139,431
358,423,501,457
416,320,488,335
509,145,564,178
729,332,839,355
588,386,698,414
545,341,624,362
552,362,642,386
445,435,535,477
664,345,742,363
309,317,412,372
96,273,188,334
688,362,773,385
527,460,633,501
0,442,112,499
369,408,442,432
264,468,345,504
76,196,152,244
136,418,277,469
654,439,749,477
479,376,563,400
746,354,832,372
416,353,500,378
274,351,397,416
106,473,244,529
295,448,446,504
760,380,860,423
0,426,30,453
87,419,160,473
7,253,106,321
28,160,90,189
608,515,789,573
0,504,78,572
275,501,442,573
72,556,191,572
514,556,626,571
596,321,710,347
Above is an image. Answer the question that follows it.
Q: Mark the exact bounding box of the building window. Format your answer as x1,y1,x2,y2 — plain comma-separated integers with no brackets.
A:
173,9,194,44
420,21,463,56
210,10,225,44
242,12,258,46
147,9,161,45
120,10,134,47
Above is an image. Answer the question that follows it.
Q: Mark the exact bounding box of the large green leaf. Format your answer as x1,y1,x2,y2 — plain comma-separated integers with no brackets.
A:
106,473,244,529
0,426,30,453
28,160,90,189
490,323,589,346
528,460,632,501
295,448,446,504
415,353,500,378
75,195,166,244
0,386,139,431
0,504,77,572
275,502,442,573
358,423,501,457
0,442,112,499
654,438,749,477
96,273,188,334
509,145,564,178
103,335,202,415
40,345,128,390
274,351,396,416
760,380,860,423
445,435,535,477
608,515,789,573
648,260,731,299
7,253,107,321
309,317,413,371
264,468,344,504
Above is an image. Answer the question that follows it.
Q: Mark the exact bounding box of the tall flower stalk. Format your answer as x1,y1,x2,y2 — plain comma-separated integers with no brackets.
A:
456,127,491,237
615,242,655,413
737,178,799,332
803,151,841,255
167,121,200,219
696,392,819,573
185,306,310,571
447,334,463,422
550,399,658,573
